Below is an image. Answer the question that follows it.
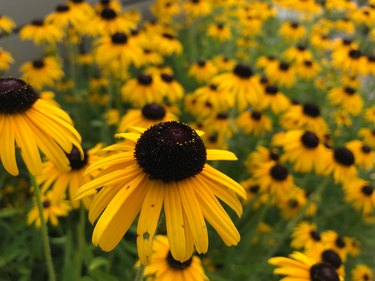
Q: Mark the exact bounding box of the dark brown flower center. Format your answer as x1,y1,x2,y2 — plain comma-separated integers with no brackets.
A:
138,75,153,85
279,62,290,71
249,185,260,193
43,200,51,208
322,250,342,269
288,199,299,208
270,164,288,181
101,8,117,20
111,32,128,44
161,73,175,83
361,185,374,196
349,49,361,59
141,103,166,120
31,19,44,26
162,33,174,40
216,113,228,120
310,230,321,241
303,103,320,117
301,131,319,149
32,60,45,69
134,122,207,182
361,145,371,153
333,147,355,166
310,263,339,281
344,87,355,95
233,64,253,79
335,236,346,248
265,85,278,95
251,111,262,121
56,4,70,12
0,78,39,114
67,146,87,170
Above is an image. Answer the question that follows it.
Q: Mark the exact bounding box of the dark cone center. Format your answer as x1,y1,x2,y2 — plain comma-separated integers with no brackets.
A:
333,147,355,166
141,103,166,120
279,62,290,71
310,230,321,241
111,32,128,44
335,236,346,248
67,146,87,170
134,121,207,182
265,85,278,95
322,250,342,269
361,185,374,196
138,75,153,86
101,8,117,20
43,200,51,208
32,60,45,69
56,4,70,12
310,263,340,281
301,131,319,149
161,73,175,83
288,199,299,208
349,49,361,59
0,78,39,114
270,164,288,181
304,60,313,67
197,60,206,67
249,185,260,193
216,113,228,120
233,64,253,79
251,111,262,121
303,103,321,117
361,145,371,154
344,87,356,95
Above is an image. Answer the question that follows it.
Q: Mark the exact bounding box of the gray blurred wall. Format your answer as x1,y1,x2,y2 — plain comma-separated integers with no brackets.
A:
0,0,152,76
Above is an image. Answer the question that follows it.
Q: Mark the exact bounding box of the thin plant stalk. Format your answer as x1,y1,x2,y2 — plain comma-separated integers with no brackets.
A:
30,174,57,281
134,263,145,281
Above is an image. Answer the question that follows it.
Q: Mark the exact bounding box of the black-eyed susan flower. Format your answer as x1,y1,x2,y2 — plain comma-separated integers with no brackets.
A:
239,16,263,37
245,145,280,171
0,48,14,72
332,48,369,76
85,8,135,36
213,55,236,72
19,18,64,45
266,61,296,88
253,162,295,199
279,21,306,41
118,103,178,132
207,22,232,42
346,237,361,257
202,112,236,140
27,190,71,227
277,187,307,219
256,55,278,70
38,145,102,209
0,15,15,34
321,231,350,261
211,64,262,111
190,83,234,114
240,178,269,208
121,74,164,107
139,48,163,66
236,110,272,136
304,246,345,277
346,140,374,169
311,32,332,50
151,0,180,23
68,0,95,18
284,45,313,63
183,0,212,18
291,221,323,250
20,57,64,90
0,78,82,176
365,105,375,124
258,85,290,114
359,128,375,148
143,235,209,281
269,251,343,281
95,0,122,14
281,103,328,134
46,3,90,28
296,60,321,80
159,72,184,103
352,264,374,281
76,121,246,264
273,130,329,173
94,32,142,69
343,178,375,216
323,146,357,183
328,86,363,115
153,33,183,56
104,108,120,126
188,60,218,83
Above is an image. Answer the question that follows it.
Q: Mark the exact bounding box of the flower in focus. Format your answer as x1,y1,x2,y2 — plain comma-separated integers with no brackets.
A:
0,78,82,176
143,235,209,281
20,57,64,90
76,121,246,264
27,190,71,227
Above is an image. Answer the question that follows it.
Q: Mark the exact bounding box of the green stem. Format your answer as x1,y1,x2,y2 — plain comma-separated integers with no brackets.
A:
30,174,57,281
75,204,86,280
134,263,145,281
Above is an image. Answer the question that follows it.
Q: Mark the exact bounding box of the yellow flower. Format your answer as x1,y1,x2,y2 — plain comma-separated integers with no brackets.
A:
352,264,374,281
143,235,209,281
188,60,218,83
359,128,375,148
328,86,363,115
343,178,375,216
258,84,290,113
284,45,313,63
46,3,91,28
19,18,64,45
265,61,297,88
346,140,375,169
118,103,178,132
20,57,64,90
153,33,183,56
207,22,232,41
279,21,306,41
0,15,16,34
0,48,14,72
27,190,71,228
236,110,273,136
0,78,82,176
291,221,323,250
76,122,246,264
151,0,181,23
183,0,212,18
322,147,357,184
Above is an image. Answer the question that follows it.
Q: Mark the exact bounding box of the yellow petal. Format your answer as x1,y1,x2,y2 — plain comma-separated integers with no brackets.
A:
206,149,238,161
